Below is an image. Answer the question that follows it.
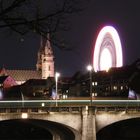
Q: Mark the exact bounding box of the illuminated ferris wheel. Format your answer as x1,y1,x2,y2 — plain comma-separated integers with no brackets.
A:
93,26,123,72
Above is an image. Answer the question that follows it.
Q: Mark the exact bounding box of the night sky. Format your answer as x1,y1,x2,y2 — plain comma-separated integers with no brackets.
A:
0,0,140,76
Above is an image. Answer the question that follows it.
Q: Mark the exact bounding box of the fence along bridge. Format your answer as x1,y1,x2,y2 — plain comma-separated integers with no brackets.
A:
0,100,140,140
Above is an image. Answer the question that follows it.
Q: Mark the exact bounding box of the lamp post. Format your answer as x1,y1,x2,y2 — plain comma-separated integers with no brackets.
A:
87,65,92,106
55,72,60,107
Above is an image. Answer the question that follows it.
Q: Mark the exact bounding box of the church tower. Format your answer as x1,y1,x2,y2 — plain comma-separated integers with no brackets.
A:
36,35,54,79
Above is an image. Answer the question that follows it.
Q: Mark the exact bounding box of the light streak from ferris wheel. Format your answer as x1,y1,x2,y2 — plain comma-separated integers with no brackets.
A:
93,26,123,72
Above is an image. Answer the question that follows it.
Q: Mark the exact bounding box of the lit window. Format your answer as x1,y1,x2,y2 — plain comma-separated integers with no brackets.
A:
121,86,123,90
92,82,98,86
95,82,98,86
113,86,117,90
62,94,68,99
92,93,97,97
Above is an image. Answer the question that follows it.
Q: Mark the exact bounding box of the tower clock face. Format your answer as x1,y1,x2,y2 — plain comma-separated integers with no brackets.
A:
93,26,123,72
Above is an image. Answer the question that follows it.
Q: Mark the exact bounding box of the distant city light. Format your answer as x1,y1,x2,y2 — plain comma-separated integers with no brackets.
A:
93,26,123,72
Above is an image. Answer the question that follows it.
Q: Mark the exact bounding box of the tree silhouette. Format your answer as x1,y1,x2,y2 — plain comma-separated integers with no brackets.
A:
0,0,84,49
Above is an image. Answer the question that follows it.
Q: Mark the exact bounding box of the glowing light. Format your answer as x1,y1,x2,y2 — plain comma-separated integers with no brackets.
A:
21,113,28,119
87,65,92,71
55,72,60,80
41,103,45,107
85,105,88,111
93,26,123,72
100,48,112,71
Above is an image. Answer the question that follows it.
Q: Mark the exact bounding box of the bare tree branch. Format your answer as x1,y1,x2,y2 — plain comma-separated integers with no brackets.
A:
0,0,86,49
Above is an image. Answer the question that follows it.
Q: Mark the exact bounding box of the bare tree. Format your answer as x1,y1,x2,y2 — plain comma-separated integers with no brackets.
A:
0,0,84,49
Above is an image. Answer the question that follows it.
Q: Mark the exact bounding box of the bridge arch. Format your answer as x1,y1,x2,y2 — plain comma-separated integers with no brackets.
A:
0,113,81,140
96,111,140,132
0,119,53,139
97,117,140,140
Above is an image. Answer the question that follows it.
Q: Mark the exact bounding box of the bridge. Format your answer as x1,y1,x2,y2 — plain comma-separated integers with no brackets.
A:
0,100,140,140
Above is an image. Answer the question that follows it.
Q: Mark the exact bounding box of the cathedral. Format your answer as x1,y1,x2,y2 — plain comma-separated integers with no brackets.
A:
0,36,55,85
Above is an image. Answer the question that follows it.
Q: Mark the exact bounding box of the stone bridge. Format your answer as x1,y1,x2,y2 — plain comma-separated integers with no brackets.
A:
0,105,140,140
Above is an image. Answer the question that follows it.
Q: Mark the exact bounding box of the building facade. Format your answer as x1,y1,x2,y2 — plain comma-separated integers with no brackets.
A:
0,36,55,84
67,59,140,98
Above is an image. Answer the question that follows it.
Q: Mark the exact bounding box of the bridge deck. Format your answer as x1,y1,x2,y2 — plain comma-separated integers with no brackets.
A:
0,100,139,108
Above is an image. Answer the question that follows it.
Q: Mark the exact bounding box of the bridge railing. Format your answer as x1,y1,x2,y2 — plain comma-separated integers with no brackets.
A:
0,100,139,108
0,100,140,114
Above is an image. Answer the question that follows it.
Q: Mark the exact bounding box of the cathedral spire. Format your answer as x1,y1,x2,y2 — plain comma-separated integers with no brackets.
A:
41,34,51,49
36,35,49,71
36,34,54,78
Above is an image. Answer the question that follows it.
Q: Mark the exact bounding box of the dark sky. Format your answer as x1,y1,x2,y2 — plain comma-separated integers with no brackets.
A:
0,0,140,76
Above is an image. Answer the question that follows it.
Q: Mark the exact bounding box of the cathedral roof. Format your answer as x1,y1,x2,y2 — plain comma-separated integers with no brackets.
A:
3,70,41,81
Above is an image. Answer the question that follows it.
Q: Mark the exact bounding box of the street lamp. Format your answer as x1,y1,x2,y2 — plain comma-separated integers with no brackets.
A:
87,65,92,106
55,72,60,106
